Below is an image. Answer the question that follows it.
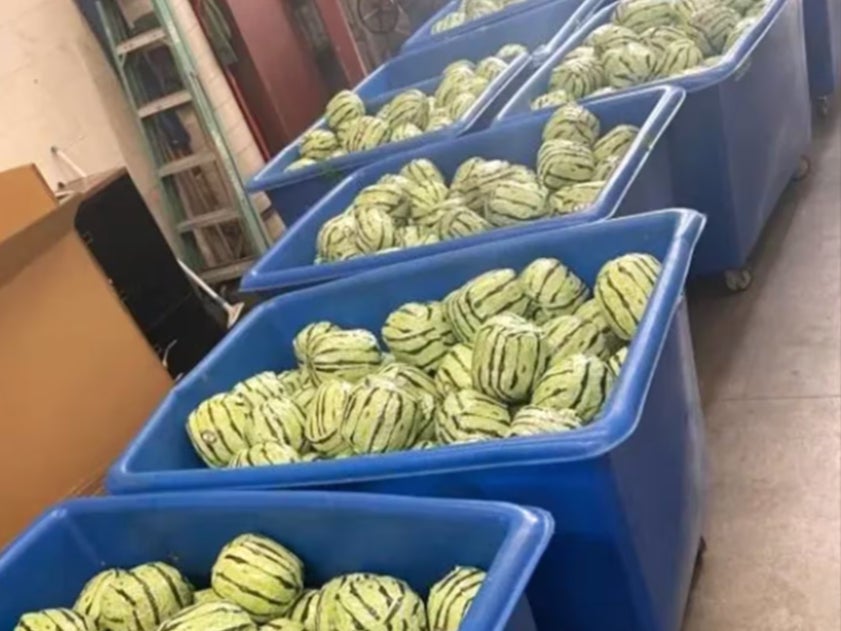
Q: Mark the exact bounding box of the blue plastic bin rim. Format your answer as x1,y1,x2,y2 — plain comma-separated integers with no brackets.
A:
246,53,529,194
1,492,554,631
110,209,706,493
240,85,686,293
496,0,789,121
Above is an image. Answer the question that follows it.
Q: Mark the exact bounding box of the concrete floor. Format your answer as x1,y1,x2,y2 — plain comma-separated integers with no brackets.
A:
682,107,841,629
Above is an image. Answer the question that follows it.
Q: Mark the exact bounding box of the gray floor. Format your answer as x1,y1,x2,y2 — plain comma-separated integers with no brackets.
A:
683,107,841,629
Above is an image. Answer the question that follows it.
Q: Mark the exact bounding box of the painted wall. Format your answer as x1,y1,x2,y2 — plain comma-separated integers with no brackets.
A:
0,0,172,241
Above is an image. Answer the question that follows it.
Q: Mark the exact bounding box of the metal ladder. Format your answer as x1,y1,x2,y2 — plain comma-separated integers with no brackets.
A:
96,0,271,285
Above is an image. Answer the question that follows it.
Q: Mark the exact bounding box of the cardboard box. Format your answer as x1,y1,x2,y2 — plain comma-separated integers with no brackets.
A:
0,165,172,545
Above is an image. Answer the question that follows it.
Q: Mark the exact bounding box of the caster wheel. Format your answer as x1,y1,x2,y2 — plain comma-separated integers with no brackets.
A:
793,155,811,181
724,268,752,292
818,96,832,117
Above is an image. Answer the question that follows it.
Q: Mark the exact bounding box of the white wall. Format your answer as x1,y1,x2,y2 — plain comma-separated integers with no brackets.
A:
0,0,169,240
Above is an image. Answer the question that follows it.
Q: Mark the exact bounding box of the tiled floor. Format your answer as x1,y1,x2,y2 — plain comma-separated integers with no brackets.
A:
683,107,841,629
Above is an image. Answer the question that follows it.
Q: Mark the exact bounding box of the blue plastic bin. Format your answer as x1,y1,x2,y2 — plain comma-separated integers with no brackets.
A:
241,86,684,295
804,0,841,103
0,492,552,631
247,45,530,226
399,0,602,64
110,209,707,631
498,0,812,277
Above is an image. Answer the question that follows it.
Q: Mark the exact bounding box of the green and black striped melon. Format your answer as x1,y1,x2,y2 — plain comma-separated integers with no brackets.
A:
641,25,690,58
674,0,709,22
431,11,466,33
476,56,509,81
325,90,365,131
211,534,303,622
723,16,757,51
74,569,124,628
309,329,382,383
437,204,493,239
435,343,474,396
594,252,662,340
341,377,420,453
437,389,511,444
585,24,641,54
401,157,446,186
531,353,614,421
537,139,596,189
290,373,319,416
229,441,301,468
484,180,549,227
407,179,450,223
294,322,340,367
299,130,338,161
15,610,94,631
389,123,423,143
261,619,305,631
378,89,430,129
397,225,439,247
286,589,321,630
574,298,624,353
427,567,486,631
157,603,256,631
602,42,657,88
593,154,622,181
352,205,397,253
233,372,287,408
608,346,629,376
355,178,411,224
100,563,194,631
449,157,486,207
548,56,604,99
548,181,605,215
187,392,252,468
685,4,740,54
543,314,609,363
382,301,456,372
444,269,529,343
305,380,354,457
497,43,528,61
427,109,455,131
193,589,226,604
657,38,705,76
542,104,602,146
328,574,427,631
509,405,582,437
471,313,547,403
316,213,362,263
378,361,439,402
464,0,500,19
530,89,572,110
613,0,677,32
285,158,316,173
593,124,640,163
316,574,377,631
447,91,479,120
519,257,589,321
344,116,390,152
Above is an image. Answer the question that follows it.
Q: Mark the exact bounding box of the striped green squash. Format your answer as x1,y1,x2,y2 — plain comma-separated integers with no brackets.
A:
100,563,194,631
389,122,423,143
449,157,485,204
294,322,340,367
290,373,319,416
497,43,528,61
641,25,690,58
427,109,454,131
608,346,629,376
602,42,657,88
328,575,426,631
427,566,486,631
685,5,740,54
187,393,252,468
537,139,596,189
437,204,493,239
74,569,123,628
613,0,677,32
584,24,640,54
158,603,256,631
484,180,549,227
260,618,304,631
434,68,475,107
548,181,605,215
657,39,705,76
316,574,377,631
407,179,449,222
378,89,430,129
341,377,420,453
509,405,582,437
344,116,389,152
543,314,609,364
285,158,317,173
542,104,601,146
354,179,411,224
593,154,622,181
574,298,625,353
548,57,604,99
472,313,547,403
437,389,511,444
434,343,474,396
286,589,321,630
723,16,757,51
324,90,365,131
382,301,456,372
211,534,303,622
674,0,712,22
193,589,227,604
464,0,500,19
299,130,338,161
447,92,479,120
593,124,639,163
530,89,572,111
305,380,354,457
431,11,466,33
476,56,508,81
309,329,382,383
316,214,362,263
594,252,662,340
228,441,301,468
233,372,288,408
519,257,589,320
352,205,397,253
15,610,93,631
531,353,614,422
444,269,529,343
